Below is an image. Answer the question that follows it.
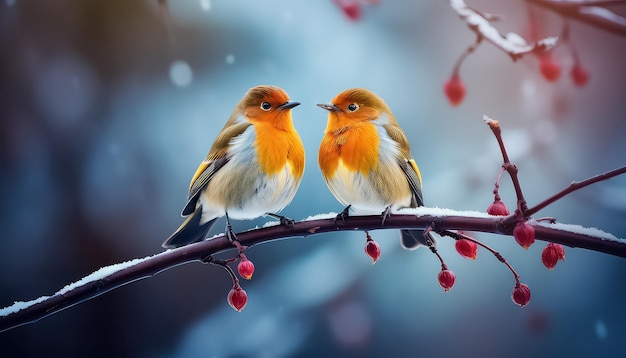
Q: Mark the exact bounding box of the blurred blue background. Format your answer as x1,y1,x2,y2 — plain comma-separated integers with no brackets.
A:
1,0,626,357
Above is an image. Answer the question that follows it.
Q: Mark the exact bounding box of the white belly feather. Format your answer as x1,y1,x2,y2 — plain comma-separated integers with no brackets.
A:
198,125,301,222
325,123,412,214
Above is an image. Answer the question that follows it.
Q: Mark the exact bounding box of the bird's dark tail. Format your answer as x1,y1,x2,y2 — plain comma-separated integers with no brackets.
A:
400,229,436,250
162,209,217,249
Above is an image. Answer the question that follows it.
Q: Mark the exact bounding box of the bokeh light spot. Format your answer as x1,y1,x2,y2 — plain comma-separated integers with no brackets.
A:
595,320,608,340
199,0,210,12
169,60,193,88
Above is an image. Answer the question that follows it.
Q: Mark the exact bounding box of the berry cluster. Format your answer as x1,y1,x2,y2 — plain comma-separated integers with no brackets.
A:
421,118,571,308
435,229,533,308
536,20,589,87
444,4,591,108
207,240,255,312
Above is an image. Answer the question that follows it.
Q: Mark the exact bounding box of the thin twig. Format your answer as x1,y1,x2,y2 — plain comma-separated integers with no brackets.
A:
484,116,529,217
483,115,626,227
525,166,626,217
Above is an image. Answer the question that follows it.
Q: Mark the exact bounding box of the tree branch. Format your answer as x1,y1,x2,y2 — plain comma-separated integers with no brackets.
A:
525,0,626,37
450,0,557,61
1,210,625,333
526,166,626,216
484,115,626,227
2,111,624,333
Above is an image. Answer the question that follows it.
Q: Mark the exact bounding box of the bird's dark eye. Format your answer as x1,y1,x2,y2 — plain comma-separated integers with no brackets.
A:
261,102,272,111
347,103,359,112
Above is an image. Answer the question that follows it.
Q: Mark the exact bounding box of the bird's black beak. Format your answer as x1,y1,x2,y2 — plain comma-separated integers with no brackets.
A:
279,101,301,110
316,103,340,112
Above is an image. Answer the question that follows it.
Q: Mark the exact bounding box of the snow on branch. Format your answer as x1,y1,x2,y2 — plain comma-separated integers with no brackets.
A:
450,0,558,60
1,209,625,333
526,0,626,37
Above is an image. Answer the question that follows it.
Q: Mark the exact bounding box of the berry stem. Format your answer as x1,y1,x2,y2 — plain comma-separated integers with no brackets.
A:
440,230,520,283
484,116,529,223
560,20,583,65
493,166,505,199
424,224,446,268
451,35,482,77
206,256,240,284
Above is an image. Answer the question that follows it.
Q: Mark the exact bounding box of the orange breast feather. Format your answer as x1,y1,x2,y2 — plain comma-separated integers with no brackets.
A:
255,123,304,177
319,123,379,178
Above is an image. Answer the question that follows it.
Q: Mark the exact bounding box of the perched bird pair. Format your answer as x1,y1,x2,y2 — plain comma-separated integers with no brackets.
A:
163,85,428,250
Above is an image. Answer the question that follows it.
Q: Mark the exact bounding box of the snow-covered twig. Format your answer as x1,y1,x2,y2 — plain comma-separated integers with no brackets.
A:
450,0,557,60
525,0,626,37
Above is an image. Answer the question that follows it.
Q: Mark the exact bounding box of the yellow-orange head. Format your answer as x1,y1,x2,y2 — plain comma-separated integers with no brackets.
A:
193,85,305,188
236,85,300,129
237,85,305,177
317,88,396,128
317,88,407,179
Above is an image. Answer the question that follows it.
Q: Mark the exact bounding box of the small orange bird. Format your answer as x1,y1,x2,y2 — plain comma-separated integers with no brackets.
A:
163,85,305,249
317,88,431,249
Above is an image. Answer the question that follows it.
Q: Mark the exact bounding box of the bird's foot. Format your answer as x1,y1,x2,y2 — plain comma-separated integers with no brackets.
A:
267,213,295,228
381,206,392,226
335,205,352,223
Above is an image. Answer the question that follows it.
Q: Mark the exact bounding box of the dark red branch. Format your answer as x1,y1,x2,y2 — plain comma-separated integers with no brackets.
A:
484,116,529,216
526,166,626,217
1,212,625,333
484,116,626,227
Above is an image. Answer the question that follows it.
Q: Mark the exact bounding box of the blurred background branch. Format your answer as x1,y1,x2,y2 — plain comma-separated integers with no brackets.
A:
525,0,626,37
450,0,557,61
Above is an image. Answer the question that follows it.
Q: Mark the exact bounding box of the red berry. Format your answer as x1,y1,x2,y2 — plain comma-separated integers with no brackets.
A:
227,284,248,312
237,257,255,280
487,199,510,216
513,221,535,249
512,283,531,307
444,74,465,107
334,0,361,21
540,56,561,82
455,238,478,260
364,237,381,264
438,269,456,292
571,64,589,87
554,243,565,260
541,243,565,270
